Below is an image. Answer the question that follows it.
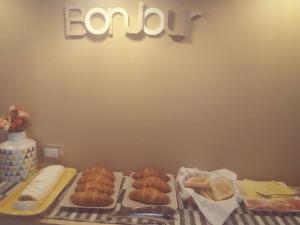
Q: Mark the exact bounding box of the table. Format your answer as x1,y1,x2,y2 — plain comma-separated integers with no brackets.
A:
0,217,111,225
0,180,299,225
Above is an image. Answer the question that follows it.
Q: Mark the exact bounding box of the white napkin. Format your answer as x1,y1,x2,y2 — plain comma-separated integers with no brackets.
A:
176,167,241,225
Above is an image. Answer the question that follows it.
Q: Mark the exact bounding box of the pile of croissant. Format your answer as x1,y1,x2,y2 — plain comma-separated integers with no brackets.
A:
71,166,115,207
129,168,171,205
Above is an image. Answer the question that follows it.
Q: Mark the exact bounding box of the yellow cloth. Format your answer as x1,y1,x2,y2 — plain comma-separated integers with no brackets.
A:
238,179,296,199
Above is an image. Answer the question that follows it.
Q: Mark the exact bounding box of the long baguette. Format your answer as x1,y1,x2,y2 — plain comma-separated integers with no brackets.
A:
17,165,64,202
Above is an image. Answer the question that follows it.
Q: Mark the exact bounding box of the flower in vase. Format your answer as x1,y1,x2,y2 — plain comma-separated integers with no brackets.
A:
17,110,30,119
9,105,16,112
0,105,30,132
3,123,11,131
0,116,11,131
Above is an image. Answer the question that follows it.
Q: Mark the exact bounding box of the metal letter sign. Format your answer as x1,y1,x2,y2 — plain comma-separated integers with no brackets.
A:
65,2,202,39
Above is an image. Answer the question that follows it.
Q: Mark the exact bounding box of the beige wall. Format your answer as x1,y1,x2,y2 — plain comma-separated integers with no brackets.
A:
0,0,299,184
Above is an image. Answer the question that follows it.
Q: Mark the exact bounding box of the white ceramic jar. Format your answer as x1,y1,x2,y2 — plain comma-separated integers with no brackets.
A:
0,131,37,182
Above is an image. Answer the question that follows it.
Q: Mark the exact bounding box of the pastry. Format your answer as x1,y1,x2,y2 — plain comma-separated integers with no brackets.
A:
207,177,234,201
14,165,65,210
82,166,115,181
75,182,114,195
129,187,170,205
133,168,169,182
18,165,64,202
78,174,114,187
133,176,171,193
71,191,113,207
184,175,209,190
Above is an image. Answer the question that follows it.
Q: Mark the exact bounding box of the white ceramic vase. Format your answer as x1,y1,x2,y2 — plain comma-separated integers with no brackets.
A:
0,131,37,182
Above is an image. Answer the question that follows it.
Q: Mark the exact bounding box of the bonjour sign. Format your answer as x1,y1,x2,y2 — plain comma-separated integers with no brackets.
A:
65,2,202,38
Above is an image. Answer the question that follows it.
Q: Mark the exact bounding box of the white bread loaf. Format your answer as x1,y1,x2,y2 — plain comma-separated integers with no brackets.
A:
184,176,209,190
207,177,234,201
14,165,64,210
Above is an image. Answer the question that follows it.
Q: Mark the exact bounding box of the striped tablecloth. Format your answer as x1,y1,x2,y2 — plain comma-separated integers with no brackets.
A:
0,180,299,225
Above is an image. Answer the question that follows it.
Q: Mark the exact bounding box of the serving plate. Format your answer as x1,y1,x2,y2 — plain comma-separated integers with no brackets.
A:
0,167,77,216
122,173,178,210
60,172,123,209
242,197,300,213
238,180,300,212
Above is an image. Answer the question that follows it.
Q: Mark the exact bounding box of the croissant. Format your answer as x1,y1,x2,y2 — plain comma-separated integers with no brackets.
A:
133,168,170,182
71,191,113,207
129,188,170,205
133,176,172,193
82,166,115,181
75,182,114,195
78,174,114,187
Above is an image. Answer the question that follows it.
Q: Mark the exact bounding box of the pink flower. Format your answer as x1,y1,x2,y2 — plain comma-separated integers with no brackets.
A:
0,116,11,131
3,123,10,131
0,105,29,132
14,118,23,126
17,110,29,119
9,105,16,112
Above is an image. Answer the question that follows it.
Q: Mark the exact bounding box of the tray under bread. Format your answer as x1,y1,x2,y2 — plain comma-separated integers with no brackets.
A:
242,196,300,213
0,168,77,216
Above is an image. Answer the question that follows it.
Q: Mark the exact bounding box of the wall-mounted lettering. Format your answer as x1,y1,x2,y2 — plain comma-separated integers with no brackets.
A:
65,2,202,39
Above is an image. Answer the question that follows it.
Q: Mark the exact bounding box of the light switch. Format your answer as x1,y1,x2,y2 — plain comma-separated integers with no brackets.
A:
45,148,59,158
44,144,64,159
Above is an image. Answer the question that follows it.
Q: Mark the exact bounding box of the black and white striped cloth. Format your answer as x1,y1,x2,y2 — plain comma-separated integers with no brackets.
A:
44,194,300,225
44,178,300,225
0,180,299,225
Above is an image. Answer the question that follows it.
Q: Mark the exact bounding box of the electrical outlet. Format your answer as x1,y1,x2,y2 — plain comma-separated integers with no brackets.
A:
44,144,64,159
